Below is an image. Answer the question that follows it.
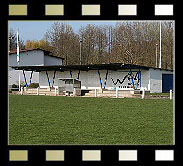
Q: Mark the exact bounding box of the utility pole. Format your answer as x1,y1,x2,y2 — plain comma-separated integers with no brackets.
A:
17,28,21,91
156,44,158,68
159,21,162,68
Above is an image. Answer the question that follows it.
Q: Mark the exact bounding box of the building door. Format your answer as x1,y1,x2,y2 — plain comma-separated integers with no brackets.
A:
162,74,173,93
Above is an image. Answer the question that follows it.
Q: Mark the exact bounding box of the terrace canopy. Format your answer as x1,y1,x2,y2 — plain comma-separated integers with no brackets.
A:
10,63,151,72
11,63,172,90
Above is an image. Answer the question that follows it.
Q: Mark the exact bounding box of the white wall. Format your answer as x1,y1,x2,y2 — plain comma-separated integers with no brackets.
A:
44,55,62,66
9,50,63,67
9,50,63,87
39,70,70,88
141,70,150,90
149,68,173,93
9,50,44,66
39,69,150,90
109,70,149,89
11,67,173,92
9,68,39,86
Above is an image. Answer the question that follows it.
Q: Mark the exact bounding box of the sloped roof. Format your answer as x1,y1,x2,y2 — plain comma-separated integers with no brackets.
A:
10,63,173,72
9,48,64,59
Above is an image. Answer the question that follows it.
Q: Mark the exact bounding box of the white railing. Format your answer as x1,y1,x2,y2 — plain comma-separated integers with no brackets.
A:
170,89,173,100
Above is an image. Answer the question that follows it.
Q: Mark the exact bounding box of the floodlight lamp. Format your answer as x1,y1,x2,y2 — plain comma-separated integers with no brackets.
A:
121,63,124,67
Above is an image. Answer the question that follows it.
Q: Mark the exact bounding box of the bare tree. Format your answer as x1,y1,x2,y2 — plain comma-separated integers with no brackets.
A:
42,21,174,69
45,22,80,65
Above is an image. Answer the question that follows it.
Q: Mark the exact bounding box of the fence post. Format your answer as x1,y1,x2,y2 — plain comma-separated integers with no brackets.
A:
37,87,39,95
142,89,145,99
116,88,118,98
95,88,97,97
21,87,23,95
55,87,57,96
170,89,173,100
73,88,76,96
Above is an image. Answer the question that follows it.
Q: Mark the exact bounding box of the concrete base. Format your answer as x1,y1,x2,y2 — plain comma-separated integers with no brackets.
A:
11,88,150,98
84,89,142,98
21,88,57,96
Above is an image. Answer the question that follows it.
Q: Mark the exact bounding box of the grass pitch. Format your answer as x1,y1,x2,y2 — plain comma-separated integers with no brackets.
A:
9,95,173,145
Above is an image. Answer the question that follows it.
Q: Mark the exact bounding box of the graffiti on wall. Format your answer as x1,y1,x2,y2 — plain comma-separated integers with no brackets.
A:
111,71,140,89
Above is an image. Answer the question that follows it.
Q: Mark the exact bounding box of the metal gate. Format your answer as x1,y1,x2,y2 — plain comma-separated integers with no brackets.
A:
162,74,173,93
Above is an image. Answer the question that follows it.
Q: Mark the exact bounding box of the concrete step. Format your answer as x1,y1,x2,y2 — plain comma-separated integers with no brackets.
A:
84,92,142,98
88,92,134,96
88,89,141,95
24,91,56,95
85,93,135,97
25,90,56,92
24,92,37,94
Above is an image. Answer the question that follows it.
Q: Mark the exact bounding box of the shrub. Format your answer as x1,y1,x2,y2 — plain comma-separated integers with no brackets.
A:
11,84,18,91
29,83,39,88
12,84,18,88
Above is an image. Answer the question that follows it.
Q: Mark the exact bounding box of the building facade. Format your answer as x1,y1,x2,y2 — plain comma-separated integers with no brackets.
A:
38,66,173,93
9,49,173,93
9,48,63,87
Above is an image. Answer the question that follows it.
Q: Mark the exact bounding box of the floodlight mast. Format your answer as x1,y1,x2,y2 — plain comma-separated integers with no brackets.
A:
156,44,158,68
159,22,162,69
17,28,20,64
79,39,82,65
17,28,21,91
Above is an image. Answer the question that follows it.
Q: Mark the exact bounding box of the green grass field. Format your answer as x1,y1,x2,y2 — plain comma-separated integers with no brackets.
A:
9,95,174,145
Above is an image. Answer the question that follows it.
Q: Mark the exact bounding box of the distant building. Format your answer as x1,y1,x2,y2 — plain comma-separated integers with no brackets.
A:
10,48,174,93
9,48,63,87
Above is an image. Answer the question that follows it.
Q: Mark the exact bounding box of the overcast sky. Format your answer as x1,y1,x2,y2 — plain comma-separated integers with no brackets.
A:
8,21,118,42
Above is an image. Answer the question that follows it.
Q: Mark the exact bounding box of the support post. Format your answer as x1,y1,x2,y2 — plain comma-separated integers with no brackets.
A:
142,89,145,99
116,88,118,98
23,70,28,87
98,70,102,89
52,70,56,87
136,70,140,89
19,71,21,91
140,70,141,88
170,89,173,100
29,71,33,87
95,88,97,97
46,71,51,88
130,68,135,89
77,70,80,80
103,70,108,89
70,70,72,79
